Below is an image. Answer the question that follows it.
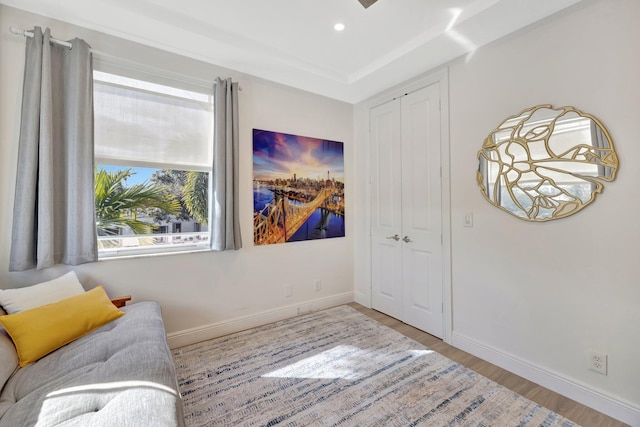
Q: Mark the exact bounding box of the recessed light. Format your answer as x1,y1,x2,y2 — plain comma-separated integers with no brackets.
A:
334,23,345,32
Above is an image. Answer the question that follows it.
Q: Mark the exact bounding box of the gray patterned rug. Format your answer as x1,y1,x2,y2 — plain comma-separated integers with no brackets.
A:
172,305,579,426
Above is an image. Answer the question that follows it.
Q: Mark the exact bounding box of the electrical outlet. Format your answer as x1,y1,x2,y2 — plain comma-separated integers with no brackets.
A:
285,285,292,298
314,280,322,292
588,351,607,375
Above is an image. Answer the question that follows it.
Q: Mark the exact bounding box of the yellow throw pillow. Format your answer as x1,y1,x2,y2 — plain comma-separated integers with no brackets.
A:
0,286,125,367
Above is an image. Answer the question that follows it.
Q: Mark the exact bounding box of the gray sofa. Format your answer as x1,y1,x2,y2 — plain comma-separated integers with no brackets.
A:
0,302,185,427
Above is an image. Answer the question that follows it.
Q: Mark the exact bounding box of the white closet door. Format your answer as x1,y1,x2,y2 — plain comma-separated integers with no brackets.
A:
370,83,443,338
370,98,403,321
400,84,443,336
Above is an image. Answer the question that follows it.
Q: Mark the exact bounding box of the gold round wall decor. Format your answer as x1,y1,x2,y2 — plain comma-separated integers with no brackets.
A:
477,105,618,221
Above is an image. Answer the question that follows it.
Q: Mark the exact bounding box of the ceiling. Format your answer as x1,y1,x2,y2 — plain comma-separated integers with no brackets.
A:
3,0,582,103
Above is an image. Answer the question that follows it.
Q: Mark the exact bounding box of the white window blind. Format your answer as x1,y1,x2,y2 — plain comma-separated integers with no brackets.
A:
94,71,213,170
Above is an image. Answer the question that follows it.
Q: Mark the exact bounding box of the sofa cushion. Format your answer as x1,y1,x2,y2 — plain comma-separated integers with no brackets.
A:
0,286,124,367
0,271,84,314
0,301,183,427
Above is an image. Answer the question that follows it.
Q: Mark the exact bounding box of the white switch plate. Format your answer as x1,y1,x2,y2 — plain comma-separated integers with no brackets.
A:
464,212,473,227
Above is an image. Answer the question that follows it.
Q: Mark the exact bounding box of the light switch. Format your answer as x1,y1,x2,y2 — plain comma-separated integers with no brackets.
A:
464,212,473,227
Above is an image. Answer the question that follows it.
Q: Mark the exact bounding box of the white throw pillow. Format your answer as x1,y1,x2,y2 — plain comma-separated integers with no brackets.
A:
0,271,85,314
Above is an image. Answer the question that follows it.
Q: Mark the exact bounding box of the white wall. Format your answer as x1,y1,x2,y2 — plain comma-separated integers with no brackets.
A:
356,0,639,423
0,6,354,342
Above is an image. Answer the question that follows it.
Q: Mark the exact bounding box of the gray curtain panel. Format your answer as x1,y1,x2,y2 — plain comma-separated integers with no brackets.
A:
210,77,242,250
9,27,97,271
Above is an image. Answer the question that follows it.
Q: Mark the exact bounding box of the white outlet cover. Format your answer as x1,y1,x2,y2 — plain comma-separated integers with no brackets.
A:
588,351,608,375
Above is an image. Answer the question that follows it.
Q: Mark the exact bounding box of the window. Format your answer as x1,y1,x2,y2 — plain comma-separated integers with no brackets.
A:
93,68,213,258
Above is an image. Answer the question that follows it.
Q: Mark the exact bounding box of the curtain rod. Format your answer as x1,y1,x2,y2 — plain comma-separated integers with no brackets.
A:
9,25,241,91
10,26,75,50
10,25,119,71
9,26,116,59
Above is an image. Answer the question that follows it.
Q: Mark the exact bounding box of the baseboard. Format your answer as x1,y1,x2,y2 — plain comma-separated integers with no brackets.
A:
167,292,354,349
451,332,640,426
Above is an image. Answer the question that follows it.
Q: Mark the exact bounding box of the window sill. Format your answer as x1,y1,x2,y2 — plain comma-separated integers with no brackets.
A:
98,247,212,262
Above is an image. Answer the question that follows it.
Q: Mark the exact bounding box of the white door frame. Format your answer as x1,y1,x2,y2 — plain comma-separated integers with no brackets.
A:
354,67,452,343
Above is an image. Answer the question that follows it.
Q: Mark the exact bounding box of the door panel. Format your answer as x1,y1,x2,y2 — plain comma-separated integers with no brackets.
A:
407,248,430,309
370,99,403,320
372,240,403,316
403,245,436,328
401,84,443,336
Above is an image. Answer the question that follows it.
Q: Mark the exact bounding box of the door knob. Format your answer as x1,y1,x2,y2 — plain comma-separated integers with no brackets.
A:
386,234,400,241
402,235,412,243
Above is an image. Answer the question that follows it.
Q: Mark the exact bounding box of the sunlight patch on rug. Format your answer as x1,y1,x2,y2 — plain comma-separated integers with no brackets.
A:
261,345,435,380
172,305,580,427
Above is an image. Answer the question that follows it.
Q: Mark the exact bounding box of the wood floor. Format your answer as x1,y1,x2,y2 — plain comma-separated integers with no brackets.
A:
347,302,629,427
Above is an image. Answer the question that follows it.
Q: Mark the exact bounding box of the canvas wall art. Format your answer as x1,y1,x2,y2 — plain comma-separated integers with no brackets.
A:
253,129,345,246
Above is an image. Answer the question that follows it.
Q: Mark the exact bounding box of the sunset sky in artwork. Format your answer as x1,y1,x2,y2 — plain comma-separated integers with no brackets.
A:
253,129,344,181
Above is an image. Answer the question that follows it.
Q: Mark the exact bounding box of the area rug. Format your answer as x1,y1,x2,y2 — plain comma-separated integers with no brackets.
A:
172,305,579,426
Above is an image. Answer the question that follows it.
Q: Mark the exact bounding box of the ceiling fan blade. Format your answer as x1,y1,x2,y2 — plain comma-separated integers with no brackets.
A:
358,0,378,9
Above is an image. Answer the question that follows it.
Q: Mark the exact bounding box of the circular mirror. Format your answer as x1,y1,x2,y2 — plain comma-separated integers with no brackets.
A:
477,105,618,221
